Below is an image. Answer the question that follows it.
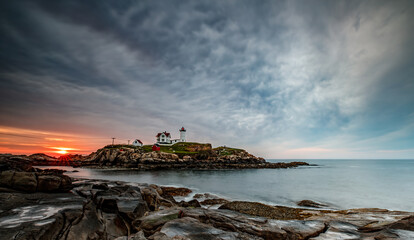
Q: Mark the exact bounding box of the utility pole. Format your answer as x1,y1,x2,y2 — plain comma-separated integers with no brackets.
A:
127,140,130,145
111,137,115,145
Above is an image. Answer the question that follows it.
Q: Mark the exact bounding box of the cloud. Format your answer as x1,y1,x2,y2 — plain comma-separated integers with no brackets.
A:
0,0,413,158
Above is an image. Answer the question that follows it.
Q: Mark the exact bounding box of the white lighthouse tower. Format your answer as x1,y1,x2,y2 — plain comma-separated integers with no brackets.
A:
179,127,186,142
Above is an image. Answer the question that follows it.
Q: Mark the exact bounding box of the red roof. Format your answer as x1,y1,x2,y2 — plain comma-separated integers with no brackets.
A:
135,139,143,144
156,131,170,137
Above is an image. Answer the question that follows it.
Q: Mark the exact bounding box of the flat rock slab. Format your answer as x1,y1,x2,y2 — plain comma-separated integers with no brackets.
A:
219,201,414,239
0,191,84,239
153,217,250,240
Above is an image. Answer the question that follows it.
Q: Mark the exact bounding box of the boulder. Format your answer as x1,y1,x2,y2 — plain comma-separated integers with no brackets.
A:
65,200,114,239
160,186,192,197
133,209,181,236
358,215,414,239
193,193,219,199
388,215,414,231
11,171,38,192
59,174,73,191
178,199,201,208
92,182,110,190
141,187,161,211
94,185,149,220
297,200,328,208
200,198,229,206
0,170,15,186
150,184,163,195
0,170,73,193
37,175,62,192
0,155,33,171
219,201,304,220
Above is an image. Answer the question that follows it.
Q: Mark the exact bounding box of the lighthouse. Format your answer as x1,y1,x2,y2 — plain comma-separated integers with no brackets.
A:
179,127,186,142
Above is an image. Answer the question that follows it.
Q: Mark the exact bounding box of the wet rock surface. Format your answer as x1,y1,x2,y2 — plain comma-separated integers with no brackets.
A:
200,198,229,206
219,201,305,220
0,157,74,193
0,170,73,193
0,175,413,239
220,201,414,239
0,179,192,240
151,217,249,240
160,186,192,197
297,200,328,208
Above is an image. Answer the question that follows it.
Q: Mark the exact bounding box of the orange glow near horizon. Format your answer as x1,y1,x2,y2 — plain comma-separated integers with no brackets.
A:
0,125,112,156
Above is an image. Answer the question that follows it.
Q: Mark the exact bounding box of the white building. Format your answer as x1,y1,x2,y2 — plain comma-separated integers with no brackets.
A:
156,127,186,145
132,139,143,146
156,131,171,144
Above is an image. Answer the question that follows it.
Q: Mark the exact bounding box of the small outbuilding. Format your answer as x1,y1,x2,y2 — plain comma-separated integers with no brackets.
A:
132,139,143,147
152,144,161,151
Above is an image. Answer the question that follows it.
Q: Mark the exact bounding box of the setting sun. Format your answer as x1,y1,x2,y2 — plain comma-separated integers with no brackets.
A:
49,147,75,155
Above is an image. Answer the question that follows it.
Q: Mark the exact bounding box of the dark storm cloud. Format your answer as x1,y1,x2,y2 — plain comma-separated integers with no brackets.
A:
1,0,414,158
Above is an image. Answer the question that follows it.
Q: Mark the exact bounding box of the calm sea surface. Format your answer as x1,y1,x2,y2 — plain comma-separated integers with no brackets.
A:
40,159,414,212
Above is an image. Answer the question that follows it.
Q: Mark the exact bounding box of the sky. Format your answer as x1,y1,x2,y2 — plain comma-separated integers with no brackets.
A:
0,0,414,158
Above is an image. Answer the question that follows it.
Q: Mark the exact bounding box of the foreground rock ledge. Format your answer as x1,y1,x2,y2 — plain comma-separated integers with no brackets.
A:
0,178,413,240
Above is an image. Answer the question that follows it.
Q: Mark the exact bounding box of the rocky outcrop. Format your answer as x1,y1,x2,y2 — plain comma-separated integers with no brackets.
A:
81,147,309,170
0,164,73,193
160,187,192,197
0,153,81,167
219,200,414,239
29,153,58,162
219,201,306,220
178,208,327,240
1,179,413,239
297,200,328,208
0,179,194,240
132,208,181,236
0,146,310,170
178,199,201,208
150,217,251,240
193,193,229,206
0,157,73,193
0,170,73,192
200,198,229,205
0,154,35,171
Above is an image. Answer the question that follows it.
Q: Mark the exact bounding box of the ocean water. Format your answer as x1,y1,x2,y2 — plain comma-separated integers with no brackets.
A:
41,159,414,212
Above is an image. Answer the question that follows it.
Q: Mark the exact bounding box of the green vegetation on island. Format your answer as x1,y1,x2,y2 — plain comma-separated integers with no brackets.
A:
143,142,211,158
103,144,140,150
213,146,245,156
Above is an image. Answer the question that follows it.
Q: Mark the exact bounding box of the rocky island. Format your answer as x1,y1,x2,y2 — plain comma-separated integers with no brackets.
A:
0,142,309,170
